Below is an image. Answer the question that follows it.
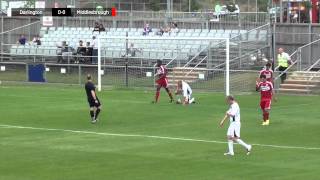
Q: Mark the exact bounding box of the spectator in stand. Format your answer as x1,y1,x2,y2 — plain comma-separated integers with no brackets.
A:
171,22,179,36
76,40,86,63
77,40,86,54
17,34,27,45
291,11,298,23
127,43,142,57
163,25,171,36
32,35,41,45
156,27,165,36
85,42,93,64
93,22,105,34
91,36,98,64
93,22,100,33
99,23,105,32
143,23,152,36
57,41,68,63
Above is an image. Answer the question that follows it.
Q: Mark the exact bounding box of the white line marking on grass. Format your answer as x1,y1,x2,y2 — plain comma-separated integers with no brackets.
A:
0,124,320,150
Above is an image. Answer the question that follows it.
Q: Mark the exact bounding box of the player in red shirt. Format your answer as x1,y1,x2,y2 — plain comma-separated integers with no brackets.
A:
256,74,276,126
259,62,273,83
153,60,174,103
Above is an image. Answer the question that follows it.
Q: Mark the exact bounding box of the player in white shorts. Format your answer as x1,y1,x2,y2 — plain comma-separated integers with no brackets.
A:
219,95,252,156
175,80,195,105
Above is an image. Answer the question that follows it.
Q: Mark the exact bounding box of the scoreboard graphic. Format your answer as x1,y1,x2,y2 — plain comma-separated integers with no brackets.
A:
8,8,117,17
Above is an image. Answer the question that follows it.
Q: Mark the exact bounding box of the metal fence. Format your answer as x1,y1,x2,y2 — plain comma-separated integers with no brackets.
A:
0,61,263,93
0,11,269,30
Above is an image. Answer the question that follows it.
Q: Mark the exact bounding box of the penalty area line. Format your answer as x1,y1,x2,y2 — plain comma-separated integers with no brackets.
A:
0,124,319,150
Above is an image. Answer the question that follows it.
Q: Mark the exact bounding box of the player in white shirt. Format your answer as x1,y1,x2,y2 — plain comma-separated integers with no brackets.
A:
219,95,252,156
175,80,195,105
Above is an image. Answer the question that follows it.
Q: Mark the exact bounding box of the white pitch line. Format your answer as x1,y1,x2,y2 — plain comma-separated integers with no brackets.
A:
0,124,319,150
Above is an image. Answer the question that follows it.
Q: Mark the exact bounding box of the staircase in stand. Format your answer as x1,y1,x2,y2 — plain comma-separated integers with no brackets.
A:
278,71,320,94
167,67,207,87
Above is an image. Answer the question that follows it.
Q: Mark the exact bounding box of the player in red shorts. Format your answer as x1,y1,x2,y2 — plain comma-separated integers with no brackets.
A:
153,60,174,103
256,74,276,126
259,62,273,83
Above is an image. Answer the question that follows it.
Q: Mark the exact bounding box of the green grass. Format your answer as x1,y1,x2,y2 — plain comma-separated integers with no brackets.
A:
0,84,319,180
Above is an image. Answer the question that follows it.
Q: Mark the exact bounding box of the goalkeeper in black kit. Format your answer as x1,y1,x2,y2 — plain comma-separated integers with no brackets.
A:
85,74,102,124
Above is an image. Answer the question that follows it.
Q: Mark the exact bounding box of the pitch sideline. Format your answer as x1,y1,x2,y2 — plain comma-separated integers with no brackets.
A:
0,124,319,150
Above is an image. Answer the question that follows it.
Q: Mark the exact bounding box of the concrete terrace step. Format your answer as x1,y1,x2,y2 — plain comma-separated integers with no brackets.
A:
289,75,320,80
280,84,317,89
170,71,201,75
278,88,312,94
168,79,195,84
293,71,320,75
173,67,207,71
167,75,198,79
284,79,320,85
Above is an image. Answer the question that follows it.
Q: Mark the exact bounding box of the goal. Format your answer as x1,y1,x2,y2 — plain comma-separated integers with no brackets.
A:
97,35,230,95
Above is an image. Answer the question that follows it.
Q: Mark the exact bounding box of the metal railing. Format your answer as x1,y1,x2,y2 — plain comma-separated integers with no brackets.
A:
0,61,262,92
307,58,320,71
184,55,208,77
274,38,320,85
173,23,271,78
183,46,209,68
213,45,270,70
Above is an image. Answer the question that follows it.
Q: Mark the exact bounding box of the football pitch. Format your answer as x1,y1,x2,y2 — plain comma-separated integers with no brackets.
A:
0,84,319,180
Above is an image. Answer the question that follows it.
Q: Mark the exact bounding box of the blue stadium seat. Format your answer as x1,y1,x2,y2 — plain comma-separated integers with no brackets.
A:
112,50,121,58
191,33,200,37
199,32,208,37
202,29,209,33
36,26,258,62
130,28,137,32
194,29,201,33
10,46,17,55
105,50,113,57
16,46,24,55
248,30,257,41
22,47,30,55
163,51,173,59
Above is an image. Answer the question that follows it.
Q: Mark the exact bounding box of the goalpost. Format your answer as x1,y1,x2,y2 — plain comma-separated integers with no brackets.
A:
97,36,230,95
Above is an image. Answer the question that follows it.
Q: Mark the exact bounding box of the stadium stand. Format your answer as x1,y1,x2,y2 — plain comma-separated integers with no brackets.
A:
9,27,268,65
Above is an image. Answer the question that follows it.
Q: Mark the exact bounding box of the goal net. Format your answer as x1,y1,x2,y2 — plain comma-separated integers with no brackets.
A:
96,35,231,95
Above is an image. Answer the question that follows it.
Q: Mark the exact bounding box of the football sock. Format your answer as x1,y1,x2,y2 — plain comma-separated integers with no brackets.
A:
263,111,268,121
165,88,173,100
168,92,173,100
90,110,94,119
155,91,160,102
228,140,234,154
95,108,101,120
236,139,250,149
189,98,195,104
265,112,269,120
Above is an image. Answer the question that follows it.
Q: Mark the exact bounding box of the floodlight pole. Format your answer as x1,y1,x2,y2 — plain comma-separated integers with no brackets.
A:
226,38,230,96
97,36,102,92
